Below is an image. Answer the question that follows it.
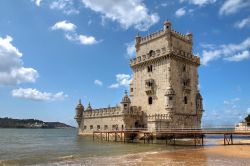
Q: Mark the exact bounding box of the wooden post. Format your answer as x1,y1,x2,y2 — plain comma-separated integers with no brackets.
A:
201,135,204,146
194,133,196,146
224,134,226,145
173,134,176,145
231,134,233,145
124,132,125,143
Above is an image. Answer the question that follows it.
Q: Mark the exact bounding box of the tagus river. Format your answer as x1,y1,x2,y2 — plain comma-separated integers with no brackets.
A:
1,128,250,166
0,128,182,165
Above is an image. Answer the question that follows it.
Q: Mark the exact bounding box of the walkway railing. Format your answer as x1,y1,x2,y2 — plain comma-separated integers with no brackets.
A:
92,126,250,146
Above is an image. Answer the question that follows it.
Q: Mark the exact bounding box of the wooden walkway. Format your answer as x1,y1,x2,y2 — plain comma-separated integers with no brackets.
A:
92,129,250,146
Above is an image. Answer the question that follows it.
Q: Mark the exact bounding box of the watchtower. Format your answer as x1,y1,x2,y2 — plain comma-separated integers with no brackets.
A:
130,21,203,131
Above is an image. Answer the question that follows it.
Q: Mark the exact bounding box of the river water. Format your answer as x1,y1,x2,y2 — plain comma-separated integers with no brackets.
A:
0,128,192,165
1,128,250,165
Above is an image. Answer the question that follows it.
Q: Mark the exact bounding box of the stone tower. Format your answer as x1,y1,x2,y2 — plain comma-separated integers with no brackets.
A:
130,21,203,131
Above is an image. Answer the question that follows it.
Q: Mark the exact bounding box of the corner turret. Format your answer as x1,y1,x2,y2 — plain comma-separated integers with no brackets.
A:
86,102,93,112
120,90,131,112
135,33,141,52
75,99,84,127
164,20,171,31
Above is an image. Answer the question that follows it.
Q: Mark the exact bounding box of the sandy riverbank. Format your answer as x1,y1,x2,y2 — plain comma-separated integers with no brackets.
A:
46,145,250,166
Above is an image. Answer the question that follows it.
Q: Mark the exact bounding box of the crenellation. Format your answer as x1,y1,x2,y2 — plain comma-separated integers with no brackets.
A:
140,29,165,43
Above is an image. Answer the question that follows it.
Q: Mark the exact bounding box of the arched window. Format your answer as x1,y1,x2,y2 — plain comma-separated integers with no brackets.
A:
184,96,188,104
148,97,153,105
183,64,186,72
149,50,154,57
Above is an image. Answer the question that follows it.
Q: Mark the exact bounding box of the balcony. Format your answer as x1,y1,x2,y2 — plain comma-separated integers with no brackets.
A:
183,85,191,93
145,79,154,95
145,86,154,95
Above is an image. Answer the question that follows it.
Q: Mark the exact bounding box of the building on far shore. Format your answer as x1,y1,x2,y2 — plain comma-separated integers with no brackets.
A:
75,21,203,135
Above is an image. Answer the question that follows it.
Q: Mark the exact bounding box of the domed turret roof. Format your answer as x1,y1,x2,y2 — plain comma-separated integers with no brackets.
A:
196,92,202,99
165,86,175,96
76,99,84,110
86,102,93,111
121,90,131,103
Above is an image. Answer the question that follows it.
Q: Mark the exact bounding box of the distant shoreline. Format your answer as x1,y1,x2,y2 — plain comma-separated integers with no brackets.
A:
0,127,76,129
0,117,75,129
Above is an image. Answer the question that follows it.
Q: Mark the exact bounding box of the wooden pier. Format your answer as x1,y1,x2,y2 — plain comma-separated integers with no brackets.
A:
93,128,250,146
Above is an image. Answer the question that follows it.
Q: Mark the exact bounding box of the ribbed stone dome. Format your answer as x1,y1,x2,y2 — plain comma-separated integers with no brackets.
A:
121,91,131,103
196,92,202,99
76,100,84,110
86,102,93,111
165,87,175,96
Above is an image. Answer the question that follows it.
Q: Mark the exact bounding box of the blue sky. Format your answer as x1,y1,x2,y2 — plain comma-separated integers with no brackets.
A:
0,0,250,127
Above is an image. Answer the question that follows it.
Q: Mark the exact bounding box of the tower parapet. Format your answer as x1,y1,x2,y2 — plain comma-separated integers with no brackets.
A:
130,21,199,69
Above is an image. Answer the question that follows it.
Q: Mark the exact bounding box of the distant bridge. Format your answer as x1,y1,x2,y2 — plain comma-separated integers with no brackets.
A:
92,128,250,146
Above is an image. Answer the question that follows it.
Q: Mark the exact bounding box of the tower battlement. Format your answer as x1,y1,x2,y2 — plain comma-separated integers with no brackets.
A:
132,21,199,68
138,29,192,44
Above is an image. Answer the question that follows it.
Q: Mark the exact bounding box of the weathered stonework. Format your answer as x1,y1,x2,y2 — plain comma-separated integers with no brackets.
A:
75,21,203,135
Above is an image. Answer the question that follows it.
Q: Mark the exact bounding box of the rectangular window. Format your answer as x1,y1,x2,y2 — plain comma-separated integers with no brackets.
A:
148,97,153,105
104,125,108,130
97,125,100,130
147,65,153,72
112,125,118,130
130,88,133,92
90,125,93,130
184,96,188,104
84,125,87,129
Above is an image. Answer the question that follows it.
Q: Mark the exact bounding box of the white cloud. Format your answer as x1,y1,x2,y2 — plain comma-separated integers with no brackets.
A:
175,8,186,17
51,20,99,45
109,74,132,89
65,33,99,45
32,0,42,6
126,41,136,58
235,17,250,29
0,36,38,85
51,20,77,32
180,0,216,6
247,108,250,114
219,0,250,16
50,0,79,15
224,98,240,105
87,20,92,26
94,79,103,86
160,3,168,7
12,88,68,101
81,0,159,31
109,83,119,89
200,37,250,65
224,50,250,62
